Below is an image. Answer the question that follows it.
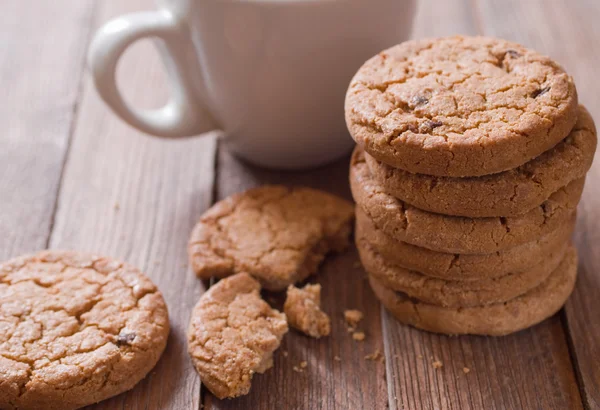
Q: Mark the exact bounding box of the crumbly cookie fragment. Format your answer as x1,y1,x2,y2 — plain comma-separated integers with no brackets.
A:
344,309,364,330
187,273,288,399
345,36,578,177
188,185,354,290
0,250,169,410
284,284,331,338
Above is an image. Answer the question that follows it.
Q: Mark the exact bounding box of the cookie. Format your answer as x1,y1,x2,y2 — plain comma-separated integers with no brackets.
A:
346,36,578,177
187,273,288,399
188,185,354,291
357,237,566,308
369,245,577,336
0,251,169,410
284,284,330,338
350,148,583,253
365,105,596,217
356,207,576,281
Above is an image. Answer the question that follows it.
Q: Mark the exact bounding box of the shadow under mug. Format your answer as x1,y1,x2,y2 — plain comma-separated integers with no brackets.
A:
88,0,417,169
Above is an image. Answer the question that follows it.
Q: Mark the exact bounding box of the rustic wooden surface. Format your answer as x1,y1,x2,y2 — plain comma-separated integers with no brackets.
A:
1,0,598,409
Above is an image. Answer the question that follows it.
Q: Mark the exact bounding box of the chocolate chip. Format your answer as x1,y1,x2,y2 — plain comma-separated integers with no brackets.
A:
506,49,521,58
426,120,443,129
531,86,551,98
411,95,429,107
116,331,136,346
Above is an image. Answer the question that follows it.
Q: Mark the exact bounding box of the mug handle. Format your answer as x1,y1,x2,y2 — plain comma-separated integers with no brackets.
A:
88,9,219,137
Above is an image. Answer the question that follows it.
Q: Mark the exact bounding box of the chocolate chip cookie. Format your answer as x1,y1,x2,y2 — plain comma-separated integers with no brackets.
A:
365,105,596,217
350,148,583,253
358,238,566,308
369,245,577,336
187,273,288,399
355,207,575,281
345,36,578,177
0,251,169,410
188,186,354,291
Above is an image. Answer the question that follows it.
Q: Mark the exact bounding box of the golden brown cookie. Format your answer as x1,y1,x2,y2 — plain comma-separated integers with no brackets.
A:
0,251,169,410
345,36,578,177
284,284,330,338
350,148,583,253
365,106,596,217
187,273,288,399
188,185,354,291
357,238,566,308
355,207,576,281
369,245,577,336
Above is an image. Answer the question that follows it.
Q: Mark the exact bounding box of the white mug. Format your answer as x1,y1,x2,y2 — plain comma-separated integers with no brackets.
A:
89,0,416,169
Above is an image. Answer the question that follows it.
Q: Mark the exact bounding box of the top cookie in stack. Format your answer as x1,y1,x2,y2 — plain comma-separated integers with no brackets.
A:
345,36,597,336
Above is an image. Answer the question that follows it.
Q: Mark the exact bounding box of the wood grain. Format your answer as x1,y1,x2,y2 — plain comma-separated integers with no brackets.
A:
0,1,95,259
475,0,600,407
45,0,217,409
202,148,388,410
381,1,584,409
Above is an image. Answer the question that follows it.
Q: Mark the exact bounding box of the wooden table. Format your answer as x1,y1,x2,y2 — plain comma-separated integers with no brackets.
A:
3,0,599,409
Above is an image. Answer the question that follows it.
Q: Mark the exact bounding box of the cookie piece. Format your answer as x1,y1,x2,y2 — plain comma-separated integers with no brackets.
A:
187,273,288,399
357,238,566,308
356,207,576,281
0,251,169,410
370,245,577,335
345,36,578,177
188,186,354,291
350,148,583,253
365,106,596,217
284,284,330,338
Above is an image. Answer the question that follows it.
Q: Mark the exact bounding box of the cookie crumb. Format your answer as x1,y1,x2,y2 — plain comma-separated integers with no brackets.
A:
344,309,364,330
417,354,423,359
463,367,470,374
432,360,443,369
300,361,307,368
282,351,288,358
284,284,330,338
352,332,366,341
333,355,341,362
114,201,120,211
365,349,383,362
292,366,303,373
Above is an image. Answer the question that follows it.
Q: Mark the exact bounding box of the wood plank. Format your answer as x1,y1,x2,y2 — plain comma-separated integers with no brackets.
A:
46,0,218,409
0,1,95,259
203,148,388,409
475,0,600,407
381,0,584,409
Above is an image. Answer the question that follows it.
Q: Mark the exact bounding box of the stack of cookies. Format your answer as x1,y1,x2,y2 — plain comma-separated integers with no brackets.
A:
345,36,597,336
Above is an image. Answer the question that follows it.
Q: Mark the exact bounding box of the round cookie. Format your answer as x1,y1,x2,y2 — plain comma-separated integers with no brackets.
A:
350,148,583,254
365,105,596,217
0,250,170,410
188,185,354,291
355,207,576,281
357,238,566,308
369,245,577,336
345,36,578,177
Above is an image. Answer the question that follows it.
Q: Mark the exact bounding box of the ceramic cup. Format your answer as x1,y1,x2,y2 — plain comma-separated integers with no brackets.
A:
88,0,417,169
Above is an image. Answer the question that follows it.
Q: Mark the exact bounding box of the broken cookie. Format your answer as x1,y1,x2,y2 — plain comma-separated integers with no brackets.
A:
284,284,331,338
187,273,288,399
188,185,354,290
